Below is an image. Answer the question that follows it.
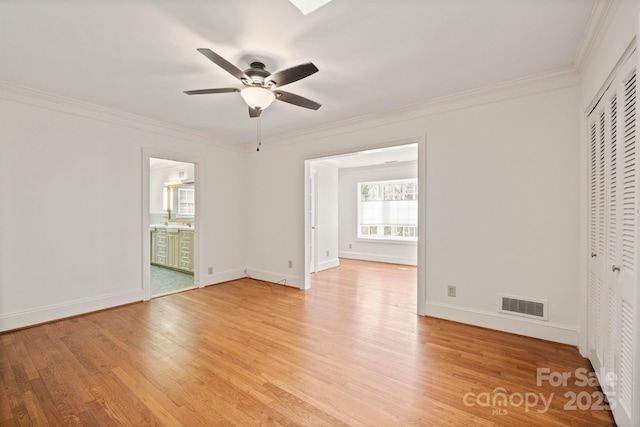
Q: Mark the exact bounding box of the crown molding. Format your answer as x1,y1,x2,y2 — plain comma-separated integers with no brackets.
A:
1,65,580,156
0,81,245,153
258,67,580,150
573,0,617,73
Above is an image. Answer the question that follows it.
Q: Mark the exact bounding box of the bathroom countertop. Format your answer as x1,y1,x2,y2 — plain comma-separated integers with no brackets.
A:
150,224,195,231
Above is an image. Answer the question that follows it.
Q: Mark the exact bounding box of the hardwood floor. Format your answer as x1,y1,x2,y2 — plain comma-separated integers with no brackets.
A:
1,259,615,426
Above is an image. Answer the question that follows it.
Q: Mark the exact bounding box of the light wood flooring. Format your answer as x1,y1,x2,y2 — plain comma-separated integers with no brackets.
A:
1,259,615,426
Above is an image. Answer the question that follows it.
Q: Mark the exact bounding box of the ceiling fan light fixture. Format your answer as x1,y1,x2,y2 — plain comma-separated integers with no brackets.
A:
240,86,276,110
288,0,333,15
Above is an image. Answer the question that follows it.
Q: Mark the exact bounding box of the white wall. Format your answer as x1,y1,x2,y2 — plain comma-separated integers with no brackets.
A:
338,161,418,265
313,163,340,271
245,81,581,344
0,85,247,331
423,88,580,344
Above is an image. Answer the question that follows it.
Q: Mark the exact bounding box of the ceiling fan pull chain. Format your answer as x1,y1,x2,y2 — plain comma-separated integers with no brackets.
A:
256,115,262,152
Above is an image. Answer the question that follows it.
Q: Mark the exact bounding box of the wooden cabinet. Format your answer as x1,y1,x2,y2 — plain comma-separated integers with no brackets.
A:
179,230,194,272
166,229,180,269
151,227,194,273
152,227,168,265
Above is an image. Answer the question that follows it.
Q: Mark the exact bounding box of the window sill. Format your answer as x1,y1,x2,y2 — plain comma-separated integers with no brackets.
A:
356,238,418,246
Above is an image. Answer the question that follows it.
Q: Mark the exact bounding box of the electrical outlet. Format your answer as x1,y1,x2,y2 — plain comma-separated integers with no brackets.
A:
349,243,352,249
288,260,293,269
326,250,330,257
208,267,213,275
447,285,456,297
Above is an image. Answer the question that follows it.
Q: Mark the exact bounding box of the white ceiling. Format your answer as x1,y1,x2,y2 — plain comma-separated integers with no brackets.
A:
314,143,418,169
149,158,190,170
0,0,597,145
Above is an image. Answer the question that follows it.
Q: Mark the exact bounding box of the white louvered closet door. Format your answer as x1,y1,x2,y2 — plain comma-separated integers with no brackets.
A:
587,83,613,385
614,57,638,427
587,50,638,427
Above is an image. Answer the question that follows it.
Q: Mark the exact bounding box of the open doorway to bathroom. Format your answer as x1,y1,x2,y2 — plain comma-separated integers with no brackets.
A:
149,158,196,297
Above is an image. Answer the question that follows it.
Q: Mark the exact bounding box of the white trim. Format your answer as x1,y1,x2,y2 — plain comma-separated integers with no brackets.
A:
585,39,636,114
0,81,244,152
578,91,590,357
355,238,418,245
0,290,143,332
244,268,301,288
574,0,617,73
204,268,247,286
304,160,312,290
317,258,340,272
425,301,579,346
417,135,427,316
339,251,417,266
311,169,319,275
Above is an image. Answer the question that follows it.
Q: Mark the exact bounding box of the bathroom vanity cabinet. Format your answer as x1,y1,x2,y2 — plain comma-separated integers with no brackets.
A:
151,226,194,273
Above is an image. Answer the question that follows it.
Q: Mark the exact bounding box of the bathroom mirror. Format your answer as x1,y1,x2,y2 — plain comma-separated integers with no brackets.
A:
165,183,195,221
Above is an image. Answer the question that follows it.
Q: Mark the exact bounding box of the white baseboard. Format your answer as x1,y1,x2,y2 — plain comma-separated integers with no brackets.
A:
243,267,301,288
339,251,417,266
425,301,578,346
0,289,144,332
202,268,246,286
317,258,340,272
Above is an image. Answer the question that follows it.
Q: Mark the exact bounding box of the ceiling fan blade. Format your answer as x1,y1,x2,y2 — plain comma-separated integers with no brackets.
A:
184,88,240,95
248,106,262,118
275,90,321,110
197,48,249,81
265,63,319,88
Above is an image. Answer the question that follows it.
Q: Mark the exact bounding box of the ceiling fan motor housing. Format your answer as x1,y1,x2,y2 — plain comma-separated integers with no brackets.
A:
244,62,271,86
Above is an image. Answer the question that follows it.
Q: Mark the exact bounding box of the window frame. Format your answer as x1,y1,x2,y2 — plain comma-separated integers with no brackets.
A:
176,187,195,218
357,178,418,243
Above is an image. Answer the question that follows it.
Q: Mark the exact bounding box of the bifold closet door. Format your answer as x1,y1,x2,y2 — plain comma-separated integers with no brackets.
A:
587,81,613,384
587,51,638,427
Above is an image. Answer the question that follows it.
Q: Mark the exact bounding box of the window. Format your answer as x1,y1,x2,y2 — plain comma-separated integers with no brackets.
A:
177,187,195,217
358,179,418,241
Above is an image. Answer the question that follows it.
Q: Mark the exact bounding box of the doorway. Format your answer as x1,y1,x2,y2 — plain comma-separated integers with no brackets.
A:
303,138,426,315
143,153,200,298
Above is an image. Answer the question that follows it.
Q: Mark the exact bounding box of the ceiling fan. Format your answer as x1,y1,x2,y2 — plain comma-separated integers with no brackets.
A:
184,48,321,118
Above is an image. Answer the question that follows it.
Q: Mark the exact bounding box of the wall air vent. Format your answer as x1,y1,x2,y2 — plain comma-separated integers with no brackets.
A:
498,294,548,321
